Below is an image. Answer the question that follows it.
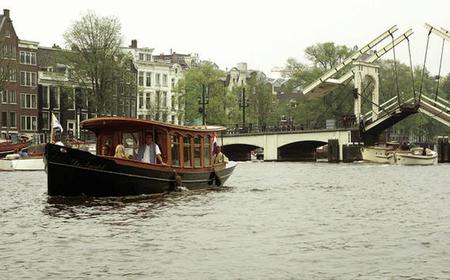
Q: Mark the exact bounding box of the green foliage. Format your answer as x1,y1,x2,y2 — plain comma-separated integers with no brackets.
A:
304,42,352,70
62,11,134,116
244,72,278,128
176,62,230,125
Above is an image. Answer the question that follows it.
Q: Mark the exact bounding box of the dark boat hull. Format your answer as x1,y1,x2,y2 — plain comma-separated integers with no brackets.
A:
45,144,236,197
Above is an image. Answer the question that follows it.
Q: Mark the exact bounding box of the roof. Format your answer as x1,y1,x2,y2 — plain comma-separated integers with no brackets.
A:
81,117,226,133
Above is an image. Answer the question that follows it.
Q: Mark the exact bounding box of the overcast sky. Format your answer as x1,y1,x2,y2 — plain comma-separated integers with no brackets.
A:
3,0,450,78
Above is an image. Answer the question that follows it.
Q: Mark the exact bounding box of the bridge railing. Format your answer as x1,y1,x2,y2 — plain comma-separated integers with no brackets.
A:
421,94,450,113
224,119,358,135
363,96,400,123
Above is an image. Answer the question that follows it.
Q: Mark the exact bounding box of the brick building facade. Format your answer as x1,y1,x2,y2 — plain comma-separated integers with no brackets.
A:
0,9,39,140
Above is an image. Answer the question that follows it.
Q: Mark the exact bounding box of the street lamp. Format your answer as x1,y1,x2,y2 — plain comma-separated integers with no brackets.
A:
198,84,208,125
239,87,249,129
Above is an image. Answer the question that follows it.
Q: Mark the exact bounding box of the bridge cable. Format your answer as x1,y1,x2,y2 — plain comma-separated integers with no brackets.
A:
418,29,432,104
434,38,445,102
314,77,353,125
390,32,401,106
406,37,416,101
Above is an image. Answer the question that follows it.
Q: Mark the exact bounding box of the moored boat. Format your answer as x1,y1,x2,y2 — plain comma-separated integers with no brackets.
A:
361,145,395,164
393,147,437,165
0,154,44,171
361,145,437,165
0,137,32,158
45,117,237,196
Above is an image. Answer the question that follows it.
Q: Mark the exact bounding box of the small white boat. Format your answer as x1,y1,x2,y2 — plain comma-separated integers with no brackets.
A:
0,154,45,171
393,148,437,165
361,146,395,164
362,146,437,165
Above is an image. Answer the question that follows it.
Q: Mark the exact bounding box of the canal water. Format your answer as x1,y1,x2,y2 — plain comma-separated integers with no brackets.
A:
0,162,449,279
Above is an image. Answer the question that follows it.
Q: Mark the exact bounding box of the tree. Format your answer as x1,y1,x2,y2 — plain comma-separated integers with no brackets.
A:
304,42,352,70
244,72,278,128
176,62,231,125
62,11,131,116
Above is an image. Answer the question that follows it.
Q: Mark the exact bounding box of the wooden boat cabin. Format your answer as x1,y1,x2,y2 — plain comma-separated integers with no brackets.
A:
81,117,225,169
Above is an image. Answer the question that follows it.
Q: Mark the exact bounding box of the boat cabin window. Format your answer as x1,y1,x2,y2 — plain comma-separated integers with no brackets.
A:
98,135,113,156
122,132,139,159
194,136,201,167
204,135,211,167
183,136,192,167
155,130,167,163
171,134,180,167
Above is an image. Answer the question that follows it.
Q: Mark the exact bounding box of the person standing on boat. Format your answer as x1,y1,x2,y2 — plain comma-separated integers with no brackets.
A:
135,133,164,164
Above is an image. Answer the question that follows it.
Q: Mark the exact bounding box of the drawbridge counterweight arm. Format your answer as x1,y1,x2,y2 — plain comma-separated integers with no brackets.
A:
302,25,399,96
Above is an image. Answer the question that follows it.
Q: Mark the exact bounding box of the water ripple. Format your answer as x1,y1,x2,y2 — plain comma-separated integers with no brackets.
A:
0,164,449,279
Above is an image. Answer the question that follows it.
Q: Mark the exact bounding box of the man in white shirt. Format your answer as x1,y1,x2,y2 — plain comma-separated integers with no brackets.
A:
135,133,164,164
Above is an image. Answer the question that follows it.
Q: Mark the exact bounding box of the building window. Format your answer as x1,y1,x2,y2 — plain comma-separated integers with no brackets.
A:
20,71,37,87
162,91,167,107
138,92,144,109
67,88,75,110
145,92,151,110
50,86,60,109
9,112,16,128
67,121,76,136
1,91,7,103
155,73,161,86
146,54,151,61
20,116,37,131
19,51,37,65
41,112,49,130
81,113,89,121
162,74,168,86
41,86,50,109
9,68,16,82
9,90,16,104
20,93,37,109
138,71,144,86
1,112,7,127
145,72,151,87
139,53,144,61
171,95,175,110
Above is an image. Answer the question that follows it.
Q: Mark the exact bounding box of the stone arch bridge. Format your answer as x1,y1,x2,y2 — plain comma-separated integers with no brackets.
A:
221,128,358,161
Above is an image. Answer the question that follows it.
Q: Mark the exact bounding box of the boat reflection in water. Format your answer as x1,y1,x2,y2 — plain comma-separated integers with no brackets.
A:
361,142,437,165
45,117,237,197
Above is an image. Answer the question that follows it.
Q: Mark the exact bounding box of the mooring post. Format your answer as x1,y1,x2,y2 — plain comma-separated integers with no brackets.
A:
328,139,340,163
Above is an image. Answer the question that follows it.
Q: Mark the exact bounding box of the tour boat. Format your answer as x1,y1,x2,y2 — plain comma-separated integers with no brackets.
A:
45,117,237,196
0,154,44,171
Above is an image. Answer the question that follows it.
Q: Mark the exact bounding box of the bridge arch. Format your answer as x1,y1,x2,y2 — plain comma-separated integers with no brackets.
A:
223,143,262,161
278,140,327,161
